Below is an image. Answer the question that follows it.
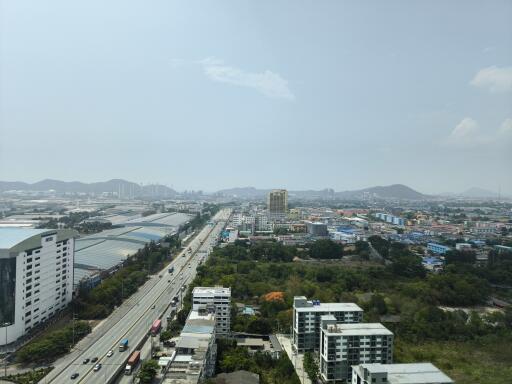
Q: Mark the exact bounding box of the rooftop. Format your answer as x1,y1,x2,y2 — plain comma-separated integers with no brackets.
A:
294,301,363,313
356,363,454,384
323,322,393,336
192,287,231,296
0,228,50,249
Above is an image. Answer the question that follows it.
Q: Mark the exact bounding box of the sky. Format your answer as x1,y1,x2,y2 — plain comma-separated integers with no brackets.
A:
1,0,511,194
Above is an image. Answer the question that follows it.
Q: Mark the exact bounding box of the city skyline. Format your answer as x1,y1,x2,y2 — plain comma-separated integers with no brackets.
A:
1,1,511,194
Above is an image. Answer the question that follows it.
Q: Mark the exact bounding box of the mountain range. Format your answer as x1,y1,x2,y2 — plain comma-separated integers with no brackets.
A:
0,179,177,197
1,179,504,200
217,184,427,200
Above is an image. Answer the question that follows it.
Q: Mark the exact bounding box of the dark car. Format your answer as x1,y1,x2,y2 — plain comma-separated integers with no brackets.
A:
71,373,79,379
83,358,90,364
91,357,98,363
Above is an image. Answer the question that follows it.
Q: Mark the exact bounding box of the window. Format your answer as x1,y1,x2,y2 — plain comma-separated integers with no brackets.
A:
45,237,53,242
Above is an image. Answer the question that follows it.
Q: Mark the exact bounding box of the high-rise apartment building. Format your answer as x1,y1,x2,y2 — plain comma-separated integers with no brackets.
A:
0,228,76,346
319,316,394,383
267,189,288,220
352,363,454,384
192,287,231,336
292,296,363,353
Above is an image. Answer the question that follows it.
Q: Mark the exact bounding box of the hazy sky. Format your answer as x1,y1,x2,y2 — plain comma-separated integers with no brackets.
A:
1,1,511,193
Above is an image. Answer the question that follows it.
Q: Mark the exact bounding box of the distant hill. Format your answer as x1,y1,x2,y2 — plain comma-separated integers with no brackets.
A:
217,184,426,200
460,187,498,198
216,187,271,198
0,179,177,197
337,184,426,200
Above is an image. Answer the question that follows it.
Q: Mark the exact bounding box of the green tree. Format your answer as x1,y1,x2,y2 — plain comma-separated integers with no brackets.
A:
303,351,319,382
138,359,159,383
309,239,343,259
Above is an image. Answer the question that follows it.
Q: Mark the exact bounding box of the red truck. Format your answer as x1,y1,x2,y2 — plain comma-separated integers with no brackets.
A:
124,350,140,375
150,319,162,336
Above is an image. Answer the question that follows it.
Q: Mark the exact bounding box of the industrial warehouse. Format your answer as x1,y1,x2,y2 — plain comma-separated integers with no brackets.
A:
73,212,192,289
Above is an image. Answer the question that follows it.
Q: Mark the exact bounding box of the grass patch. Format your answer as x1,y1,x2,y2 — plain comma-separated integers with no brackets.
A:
1,367,53,384
395,334,512,384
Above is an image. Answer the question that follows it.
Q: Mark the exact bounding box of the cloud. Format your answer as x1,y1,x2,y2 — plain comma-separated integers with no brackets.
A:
499,118,512,137
470,66,512,93
446,117,512,148
446,117,488,147
198,57,295,100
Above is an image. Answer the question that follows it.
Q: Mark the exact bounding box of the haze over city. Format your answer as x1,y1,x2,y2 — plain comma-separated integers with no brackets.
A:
1,1,511,194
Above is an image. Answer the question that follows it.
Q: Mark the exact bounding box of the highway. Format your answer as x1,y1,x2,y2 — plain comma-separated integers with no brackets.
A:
43,208,230,384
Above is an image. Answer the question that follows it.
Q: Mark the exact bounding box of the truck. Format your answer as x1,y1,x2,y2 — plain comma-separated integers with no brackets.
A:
124,350,140,375
119,338,128,352
150,319,162,336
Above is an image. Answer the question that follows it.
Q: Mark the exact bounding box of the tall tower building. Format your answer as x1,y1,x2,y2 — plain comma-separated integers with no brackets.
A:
0,228,77,346
267,189,288,221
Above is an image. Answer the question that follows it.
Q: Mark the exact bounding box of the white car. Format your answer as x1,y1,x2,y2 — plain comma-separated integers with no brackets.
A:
106,350,113,357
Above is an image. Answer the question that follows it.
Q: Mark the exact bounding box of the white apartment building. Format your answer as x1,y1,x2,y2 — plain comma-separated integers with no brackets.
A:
352,363,454,384
293,296,363,353
0,228,76,346
319,316,393,383
192,287,231,336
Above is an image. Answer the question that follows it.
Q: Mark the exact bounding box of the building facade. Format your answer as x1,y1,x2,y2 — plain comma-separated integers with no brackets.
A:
192,287,231,336
267,189,288,221
352,363,454,384
427,243,451,255
292,296,363,353
319,317,393,383
305,221,328,236
165,307,217,383
0,228,76,346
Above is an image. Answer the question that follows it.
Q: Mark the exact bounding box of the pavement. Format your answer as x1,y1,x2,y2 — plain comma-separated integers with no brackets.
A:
37,209,230,384
276,334,312,384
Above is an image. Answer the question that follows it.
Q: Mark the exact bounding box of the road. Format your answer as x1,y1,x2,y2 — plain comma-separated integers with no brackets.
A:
43,208,230,384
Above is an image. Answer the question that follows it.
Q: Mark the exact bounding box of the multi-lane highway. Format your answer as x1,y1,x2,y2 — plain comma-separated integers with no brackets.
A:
44,208,230,384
